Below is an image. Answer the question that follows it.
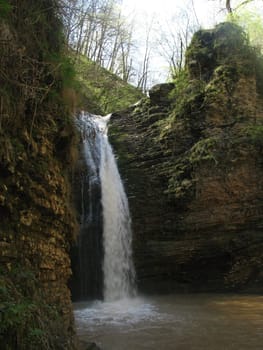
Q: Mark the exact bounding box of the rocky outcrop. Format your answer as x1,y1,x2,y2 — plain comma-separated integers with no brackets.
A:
109,23,263,293
148,83,175,106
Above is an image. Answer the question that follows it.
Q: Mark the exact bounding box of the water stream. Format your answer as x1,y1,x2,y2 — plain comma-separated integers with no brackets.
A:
98,114,136,301
75,112,136,301
74,294,263,350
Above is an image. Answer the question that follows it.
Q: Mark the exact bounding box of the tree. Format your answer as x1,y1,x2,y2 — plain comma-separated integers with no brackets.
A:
155,2,199,78
226,0,233,13
136,17,153,92
60,0,136,83
230,7,263,51
211,0,261,14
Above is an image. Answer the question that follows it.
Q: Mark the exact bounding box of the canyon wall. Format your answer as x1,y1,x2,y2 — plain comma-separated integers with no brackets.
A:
0,2,78,348
109,23,263,293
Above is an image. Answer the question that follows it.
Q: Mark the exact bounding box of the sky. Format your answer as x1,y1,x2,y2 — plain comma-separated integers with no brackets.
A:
122,0,263,26
121,0,225,86
121,0,224,28
120,0,263,87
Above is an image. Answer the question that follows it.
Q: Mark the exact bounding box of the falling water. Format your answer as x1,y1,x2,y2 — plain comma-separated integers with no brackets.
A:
99,116,136,301
72,112,104,300
77,111,136,301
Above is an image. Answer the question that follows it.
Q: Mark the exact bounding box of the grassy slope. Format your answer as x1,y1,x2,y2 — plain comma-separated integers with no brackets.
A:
75,55,143,115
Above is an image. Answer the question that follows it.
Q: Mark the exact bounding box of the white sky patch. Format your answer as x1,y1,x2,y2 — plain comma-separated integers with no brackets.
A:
122,0,263,28
121,0,225,28
121,0,223,86
121,0,263,87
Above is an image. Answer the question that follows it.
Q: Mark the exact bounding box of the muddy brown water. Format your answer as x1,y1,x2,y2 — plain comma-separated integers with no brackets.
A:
74,294,263,350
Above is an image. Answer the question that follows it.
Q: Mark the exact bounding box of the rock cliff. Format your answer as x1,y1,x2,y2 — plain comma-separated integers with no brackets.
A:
109,23,263,293
0,2,78,348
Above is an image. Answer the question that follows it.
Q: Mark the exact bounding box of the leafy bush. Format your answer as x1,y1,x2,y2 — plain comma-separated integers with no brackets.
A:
0,266,68,350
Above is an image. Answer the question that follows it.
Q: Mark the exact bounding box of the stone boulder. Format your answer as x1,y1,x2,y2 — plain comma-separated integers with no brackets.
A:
149,83,175,106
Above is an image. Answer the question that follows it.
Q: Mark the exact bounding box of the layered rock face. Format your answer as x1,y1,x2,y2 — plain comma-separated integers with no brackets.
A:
110,23,263,293
0,3,77,348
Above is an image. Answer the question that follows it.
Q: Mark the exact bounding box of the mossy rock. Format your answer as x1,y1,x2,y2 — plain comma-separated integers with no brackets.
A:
186,22,252,80
149,83,175,106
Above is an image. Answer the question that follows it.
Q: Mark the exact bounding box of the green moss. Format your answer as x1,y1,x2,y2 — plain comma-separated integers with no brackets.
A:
165,137,218,199
186,23,254,81
108,124,133,167
0,2,77,348
159,22,263,203
245,125,263,147
189,137,218,164
254,52,263,96
165,161,194,199
0,0,12,18
48,54,77,89
156,72,205,145
204,65,237,105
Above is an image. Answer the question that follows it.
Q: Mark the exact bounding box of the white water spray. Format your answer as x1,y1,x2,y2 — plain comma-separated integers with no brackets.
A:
99,116,136,301
78,112,136,301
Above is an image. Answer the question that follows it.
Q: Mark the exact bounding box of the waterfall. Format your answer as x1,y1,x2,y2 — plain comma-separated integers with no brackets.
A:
71,113,104,300
76,112,136,302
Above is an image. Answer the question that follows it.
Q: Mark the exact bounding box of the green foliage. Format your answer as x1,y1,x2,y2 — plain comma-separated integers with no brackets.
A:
0,265,66,350
49,53,77,89
169,69,189,103
0,2,77,347
75,55,143,114
165,137,218,199
156,70,203,142
154,21,263,206
228,8,263,52
213,22,250,56
224,12,263,94
0,0,12,18
186,22,254,81
108,125,133,166
245,125,263,147
189,137,218,164
165,161,194,199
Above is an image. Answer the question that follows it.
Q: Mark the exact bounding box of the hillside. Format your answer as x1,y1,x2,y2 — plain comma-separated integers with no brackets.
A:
75,55,143,115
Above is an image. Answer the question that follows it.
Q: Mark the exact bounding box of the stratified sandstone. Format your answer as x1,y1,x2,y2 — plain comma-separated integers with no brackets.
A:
0,3,78,348
109,23,263,293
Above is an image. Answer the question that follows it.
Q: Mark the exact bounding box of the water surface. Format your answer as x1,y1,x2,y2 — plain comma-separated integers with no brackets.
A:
74,294,263,350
